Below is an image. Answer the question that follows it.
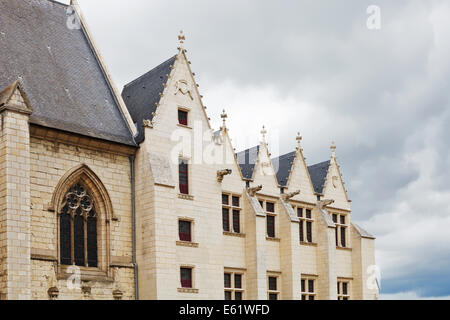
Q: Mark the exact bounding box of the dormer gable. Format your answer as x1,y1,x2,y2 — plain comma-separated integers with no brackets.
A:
0,80,33,115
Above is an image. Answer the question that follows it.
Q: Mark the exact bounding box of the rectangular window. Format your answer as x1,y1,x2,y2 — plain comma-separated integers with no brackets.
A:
222,193,242,234
301,277,317,300
332,213,349,248
222,208,230,232
297,206,314,243
224,272,245,300
180,267,192,288
233,210,240,233
267,215,275,238
179,159,189,195
179,220,192,242
337,281,351,300
268,277,277,291
178,109,188,126
306,221,313,243
266,202,275,213
267,276,280,300
224,273,232,288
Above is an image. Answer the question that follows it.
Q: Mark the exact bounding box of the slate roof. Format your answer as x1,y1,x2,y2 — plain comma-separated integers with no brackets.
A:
308,160,331,194
122,56,176,144
353,223,376,239
271,151,296,187
0,0,135,146
236,146,260,180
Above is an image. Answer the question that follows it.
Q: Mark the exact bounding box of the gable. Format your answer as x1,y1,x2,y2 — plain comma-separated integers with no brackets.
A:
322,157,351,210
0,0,135,145
285,151,317,203
251,143,280,196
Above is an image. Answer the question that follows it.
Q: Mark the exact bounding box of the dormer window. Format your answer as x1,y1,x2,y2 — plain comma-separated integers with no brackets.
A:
178,109,188,126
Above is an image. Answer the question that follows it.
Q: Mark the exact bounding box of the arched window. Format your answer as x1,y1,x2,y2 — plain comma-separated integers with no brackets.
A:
59,183,98,267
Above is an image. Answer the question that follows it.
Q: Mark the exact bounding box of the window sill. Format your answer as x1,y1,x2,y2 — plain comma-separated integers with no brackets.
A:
266,237,281,242
223,231,246,238
176,241,199,248
178,288,199,294
336,246,352,251
177,124,193,129
178,193,194,201
300,242,318,247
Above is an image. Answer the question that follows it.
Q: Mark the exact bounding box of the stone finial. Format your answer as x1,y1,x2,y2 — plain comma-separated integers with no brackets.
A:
221,109,228,131
178,30,186,47
331,141,336,158
296,132,302,150
261,126,267,144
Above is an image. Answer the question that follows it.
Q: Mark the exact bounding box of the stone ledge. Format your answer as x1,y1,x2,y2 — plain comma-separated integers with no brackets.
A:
178,288,199,294
176,241,199,248
300,242,318,247
223,231,246,238
31,248,57,262
336,246,353,252
266,237,281,242
178,194,195,201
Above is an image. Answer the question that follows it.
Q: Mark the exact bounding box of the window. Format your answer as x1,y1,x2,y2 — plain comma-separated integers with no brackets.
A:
179,220,192,242
224,272,244,300
332,213,348,248
301,277,317,300
60,183,97,267
267,276,279,300
179,159,189,195
297,207,314,243
178,109,188,126
222,194,242,234
337,281,351,300
260,200,277,239
267,215,275,238
180,267,193,288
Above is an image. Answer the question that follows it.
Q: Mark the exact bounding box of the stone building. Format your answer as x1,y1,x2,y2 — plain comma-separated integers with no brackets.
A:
0,0,378,300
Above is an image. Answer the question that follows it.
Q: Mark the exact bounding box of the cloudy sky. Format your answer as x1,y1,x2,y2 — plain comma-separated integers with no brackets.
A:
64,0,450,299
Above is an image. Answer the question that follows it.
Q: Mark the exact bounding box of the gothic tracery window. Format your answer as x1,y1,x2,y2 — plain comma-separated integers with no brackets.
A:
60,183,98,268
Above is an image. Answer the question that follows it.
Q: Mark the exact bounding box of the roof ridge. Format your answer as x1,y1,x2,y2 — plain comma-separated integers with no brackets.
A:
123,55,177,89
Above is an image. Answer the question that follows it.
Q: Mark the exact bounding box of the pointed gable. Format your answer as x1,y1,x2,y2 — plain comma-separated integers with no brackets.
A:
322,156,351,210
122,56,176,143
0,0,135,145
0,80,33,114
251,142,281,196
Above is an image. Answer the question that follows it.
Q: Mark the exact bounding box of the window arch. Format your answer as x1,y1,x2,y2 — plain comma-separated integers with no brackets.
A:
59,182,98,267
51,164,114,275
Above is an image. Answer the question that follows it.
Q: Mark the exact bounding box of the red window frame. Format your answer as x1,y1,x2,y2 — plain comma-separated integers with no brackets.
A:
179,220,192,242
179,159,189,195
178,109,188,126
180,267,192,288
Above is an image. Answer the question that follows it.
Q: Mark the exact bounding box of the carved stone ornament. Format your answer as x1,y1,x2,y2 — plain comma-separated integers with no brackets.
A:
247,185,263,197
332,176,339,188
174,79,193,100
281,190,301,201
143,119,153,128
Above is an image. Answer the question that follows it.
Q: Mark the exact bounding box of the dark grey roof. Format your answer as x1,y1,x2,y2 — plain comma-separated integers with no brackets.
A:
308,160,331,194
0,0,135,146
272,151,296,187
236,146,260,180
121,56,176,144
